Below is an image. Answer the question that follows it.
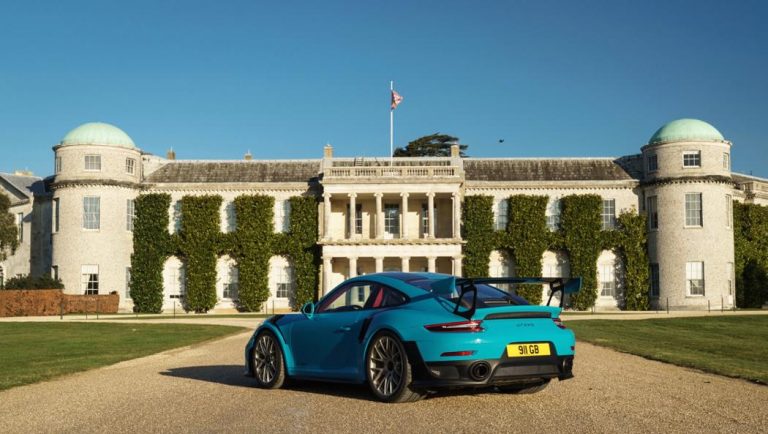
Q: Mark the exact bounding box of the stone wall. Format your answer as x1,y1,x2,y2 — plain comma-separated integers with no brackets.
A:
0,289,119,317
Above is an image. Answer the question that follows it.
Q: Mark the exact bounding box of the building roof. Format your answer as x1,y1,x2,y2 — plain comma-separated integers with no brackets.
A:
145,160,321,183
648,119,725,145
58,122,137,149
0,172,45,199
463,158,640,182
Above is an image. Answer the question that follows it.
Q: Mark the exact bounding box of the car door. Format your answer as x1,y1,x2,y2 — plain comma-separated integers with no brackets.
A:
290,282,381,379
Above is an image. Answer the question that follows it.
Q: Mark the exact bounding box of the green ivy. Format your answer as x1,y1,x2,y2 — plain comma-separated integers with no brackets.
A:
462,193,649,310
283,196,320,306
231,195,275,312
560,195,602,310
131,194,174,313
734,202,768,308
178,195,222,313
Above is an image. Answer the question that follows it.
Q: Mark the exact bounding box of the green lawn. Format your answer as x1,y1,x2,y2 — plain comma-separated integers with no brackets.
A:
110,313,272,320
0,322,245,391
566,316,768,384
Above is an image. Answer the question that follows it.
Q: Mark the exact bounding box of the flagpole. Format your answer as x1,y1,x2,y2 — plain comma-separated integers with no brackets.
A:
390,80,394,166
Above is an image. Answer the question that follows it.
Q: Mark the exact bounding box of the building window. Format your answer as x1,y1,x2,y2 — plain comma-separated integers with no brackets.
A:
546,198,561,232
723,153,730,170
421,203,435,236
83,196,100,230
55,156,62,173
347,204,362,236
51,265,59,281
599,264,616,297
682,151,701,168
125,158,136,175
647,154,658,172
16,213,23,241
274,200,291,233
384,204,400,237
223,201,237,233
223,265,239,300
726,262,734,296
53,198,60,233
126,199,135,231
725,194,732,228
274,265,294,299
686,262,704,296
81,265,99,295
601,199,616,230
494,199,508,231
685,193,702,227
173,200,182,233
84,155,101,171
650,263,660,297
125,267,132,299
647,196,658,230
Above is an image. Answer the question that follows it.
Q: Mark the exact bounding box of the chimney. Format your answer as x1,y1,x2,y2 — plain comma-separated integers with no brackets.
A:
166,148,176,160
323,143,333,159
244,150,253,161
450,144,460,158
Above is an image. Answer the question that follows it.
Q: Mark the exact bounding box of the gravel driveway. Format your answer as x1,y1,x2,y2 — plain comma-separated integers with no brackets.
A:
0,328,765,433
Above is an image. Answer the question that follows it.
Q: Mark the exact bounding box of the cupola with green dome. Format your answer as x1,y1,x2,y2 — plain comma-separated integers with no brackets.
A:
57,122,136,149
648,118,725,145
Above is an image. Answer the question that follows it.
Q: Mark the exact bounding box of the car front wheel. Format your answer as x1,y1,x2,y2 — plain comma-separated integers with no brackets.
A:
252,331,286,389
365,332,425,403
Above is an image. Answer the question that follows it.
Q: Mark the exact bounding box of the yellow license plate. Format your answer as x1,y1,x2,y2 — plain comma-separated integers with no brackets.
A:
506,343,551,357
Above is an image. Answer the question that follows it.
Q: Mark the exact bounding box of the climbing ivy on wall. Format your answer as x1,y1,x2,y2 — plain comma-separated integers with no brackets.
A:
734,202,768,308
130,194,174,313
131,193,319,313
462,193,649,310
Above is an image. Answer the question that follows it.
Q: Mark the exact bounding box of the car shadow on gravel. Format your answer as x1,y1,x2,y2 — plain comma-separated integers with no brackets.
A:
161,365,508,402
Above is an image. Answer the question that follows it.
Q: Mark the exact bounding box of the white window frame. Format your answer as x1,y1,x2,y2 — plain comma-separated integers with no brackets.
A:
274,265,294,299
126,199,135,231
81,265,99,295
647,154,658,172
546,198,561,232
52,198,60,233
599,264,616,298
684,193,703,227
647,196,658,230
55,156,62,173
494,199,508,231
222,264,239,300
686,261,705,296
347,203,362,236
601,199,616,230
84,154,101,171
682,151,701,168
384,204,400,238
274,200,291,233
723,152,730,170
83,196,100,230
125,157,136,175
725,194,732,229
16,213,23,241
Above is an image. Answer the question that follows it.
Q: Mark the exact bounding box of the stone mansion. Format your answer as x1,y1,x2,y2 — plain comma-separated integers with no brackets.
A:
1,119,767,311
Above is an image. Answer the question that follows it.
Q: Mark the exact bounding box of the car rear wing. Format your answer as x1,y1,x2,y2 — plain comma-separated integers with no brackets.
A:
432,276,582,319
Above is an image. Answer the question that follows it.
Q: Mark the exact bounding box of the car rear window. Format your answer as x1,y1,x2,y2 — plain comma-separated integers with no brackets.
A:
409,279,530,306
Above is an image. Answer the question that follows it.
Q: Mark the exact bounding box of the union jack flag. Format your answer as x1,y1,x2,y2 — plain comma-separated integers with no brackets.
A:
391,89,403,110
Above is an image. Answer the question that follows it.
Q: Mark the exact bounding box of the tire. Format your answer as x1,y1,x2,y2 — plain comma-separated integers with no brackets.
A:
497,379,550,394
251,331,287,389
365,332,425,403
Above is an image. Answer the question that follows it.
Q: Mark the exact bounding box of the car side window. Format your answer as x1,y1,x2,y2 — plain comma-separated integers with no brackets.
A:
317,282,379,313
379,287,407,308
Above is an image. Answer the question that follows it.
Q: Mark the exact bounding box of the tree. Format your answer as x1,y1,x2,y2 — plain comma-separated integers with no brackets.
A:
393,133,468,157
0,194,19,262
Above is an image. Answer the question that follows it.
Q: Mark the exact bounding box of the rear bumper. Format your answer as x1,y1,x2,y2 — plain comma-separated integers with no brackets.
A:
404,342,574,389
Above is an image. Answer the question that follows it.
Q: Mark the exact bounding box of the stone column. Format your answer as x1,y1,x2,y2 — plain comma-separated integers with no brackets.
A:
348,193,357,238
452,192,461,239
375,257,384,273
401,257,410,272
323,193,332,239
427,192,435,239
453,256,463,277
400,192,409,239
323,256,333,295
349,257,358,278
375,192,383,239
427,256,436,273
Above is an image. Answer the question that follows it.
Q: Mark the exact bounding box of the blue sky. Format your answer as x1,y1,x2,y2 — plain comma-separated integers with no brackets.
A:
1,0,766,177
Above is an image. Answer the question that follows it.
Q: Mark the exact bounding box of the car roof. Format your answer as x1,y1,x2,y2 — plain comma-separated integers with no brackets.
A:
341,272,452,297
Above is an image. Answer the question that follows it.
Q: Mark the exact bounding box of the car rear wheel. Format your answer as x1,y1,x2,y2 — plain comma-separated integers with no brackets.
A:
366,332,425,403
252,331,286,389
497,379,550,394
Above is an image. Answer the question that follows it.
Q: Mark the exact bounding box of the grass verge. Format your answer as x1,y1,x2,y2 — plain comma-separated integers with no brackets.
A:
566,315,768,384
0,322,246,391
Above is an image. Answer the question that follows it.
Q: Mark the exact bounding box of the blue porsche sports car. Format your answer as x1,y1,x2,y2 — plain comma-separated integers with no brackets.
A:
245,272,580,403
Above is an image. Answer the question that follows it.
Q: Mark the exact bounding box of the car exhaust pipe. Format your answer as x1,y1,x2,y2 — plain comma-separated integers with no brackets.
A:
468,361,491,381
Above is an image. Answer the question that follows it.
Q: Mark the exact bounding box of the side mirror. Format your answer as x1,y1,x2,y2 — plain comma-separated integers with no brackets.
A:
301,302,315,319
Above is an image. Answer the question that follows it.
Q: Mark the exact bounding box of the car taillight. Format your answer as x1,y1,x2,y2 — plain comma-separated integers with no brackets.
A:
424,320,484,332
553,317,566,330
